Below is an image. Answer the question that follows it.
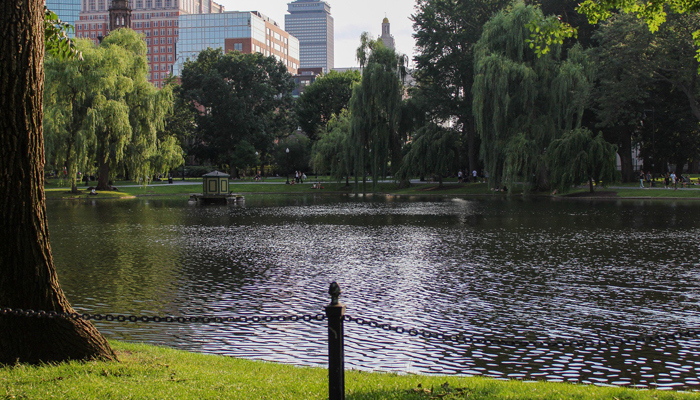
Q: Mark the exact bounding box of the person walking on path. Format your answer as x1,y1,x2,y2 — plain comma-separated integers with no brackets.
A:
639,171,645,188
671,172,677,190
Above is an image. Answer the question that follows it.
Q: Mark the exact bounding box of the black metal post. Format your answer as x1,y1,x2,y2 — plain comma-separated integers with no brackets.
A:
326,282,345,400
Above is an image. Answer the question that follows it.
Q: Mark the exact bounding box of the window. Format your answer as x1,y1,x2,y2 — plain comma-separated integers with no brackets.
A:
167,37,172,44
167,46,172,53
167,55,173,61
154,47,159,53
234,43,242,51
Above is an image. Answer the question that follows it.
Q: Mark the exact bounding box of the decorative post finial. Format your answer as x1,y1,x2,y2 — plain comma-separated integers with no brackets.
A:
328,282,341,306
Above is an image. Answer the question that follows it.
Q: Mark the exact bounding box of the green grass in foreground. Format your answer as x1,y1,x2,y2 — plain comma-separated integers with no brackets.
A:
1,341,698,400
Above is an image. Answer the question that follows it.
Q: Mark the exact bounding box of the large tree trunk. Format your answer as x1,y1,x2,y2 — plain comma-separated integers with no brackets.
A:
618,131,634,183
0,0,115,364
465,121,477,176
96,151,112,191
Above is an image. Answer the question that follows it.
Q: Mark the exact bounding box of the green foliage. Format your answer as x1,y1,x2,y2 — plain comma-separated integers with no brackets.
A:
532,0,700,65
546,129,619,193
44,7,81,61
411,0,512,172
179,48,296,172
525,14,577,57
349,37,407,188
295,70,360,141
473,2,594,191
273,135,311,176
397,123,460,185
311,110,352,181
44,29,178,190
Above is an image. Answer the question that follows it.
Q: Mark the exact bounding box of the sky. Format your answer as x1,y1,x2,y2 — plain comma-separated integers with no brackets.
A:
217,0,419,68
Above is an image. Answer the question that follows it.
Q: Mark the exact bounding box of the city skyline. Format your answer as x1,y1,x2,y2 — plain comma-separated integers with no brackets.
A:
217,0,416,68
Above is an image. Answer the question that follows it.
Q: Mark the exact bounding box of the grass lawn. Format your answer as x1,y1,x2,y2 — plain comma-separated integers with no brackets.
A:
2,341,697,400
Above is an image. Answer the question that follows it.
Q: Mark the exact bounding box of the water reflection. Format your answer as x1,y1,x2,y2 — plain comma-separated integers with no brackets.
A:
46,195,700,389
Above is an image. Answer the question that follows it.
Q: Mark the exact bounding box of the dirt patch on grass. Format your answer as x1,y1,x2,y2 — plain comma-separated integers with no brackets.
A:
564,190,618,198
419,185,459,191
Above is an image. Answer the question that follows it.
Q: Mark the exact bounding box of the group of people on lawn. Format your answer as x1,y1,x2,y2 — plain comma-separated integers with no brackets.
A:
639,171,696,189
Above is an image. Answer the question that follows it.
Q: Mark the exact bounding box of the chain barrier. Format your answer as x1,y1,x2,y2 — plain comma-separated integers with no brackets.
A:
341,315,700,348
3,307,699,348
0,308,326,324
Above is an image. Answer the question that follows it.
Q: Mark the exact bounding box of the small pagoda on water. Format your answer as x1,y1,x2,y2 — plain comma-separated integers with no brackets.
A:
189,171,243,204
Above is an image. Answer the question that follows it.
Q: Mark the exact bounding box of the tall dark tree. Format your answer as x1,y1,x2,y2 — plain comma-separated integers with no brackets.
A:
589,14,652,181
473,2,594,191
349,36,407,189
0,0,115,363
547,128,618,193
179,48,295,175
591,12,700,176
397,123,460,187
411,0,510,174
295,70,360,142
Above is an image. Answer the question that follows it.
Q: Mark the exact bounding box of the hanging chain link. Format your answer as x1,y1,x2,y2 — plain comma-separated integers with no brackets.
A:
3,307,698,348
0,307,326,324
342,315,700,348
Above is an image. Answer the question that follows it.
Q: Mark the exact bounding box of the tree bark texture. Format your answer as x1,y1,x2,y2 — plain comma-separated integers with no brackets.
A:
0,0,115,364
618,131,634,183
96,151,112,191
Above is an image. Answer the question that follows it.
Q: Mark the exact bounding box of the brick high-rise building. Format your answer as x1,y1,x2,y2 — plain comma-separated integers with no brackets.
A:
173,11,300,76
75,0,224,87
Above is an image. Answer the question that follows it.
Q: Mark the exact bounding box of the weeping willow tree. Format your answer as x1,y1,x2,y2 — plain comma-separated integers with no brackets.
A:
311,110,353,185
349,34,407,190
473,1,593,192
44,40,105,192
397,123,459,187
547,128,618,193
91,29,173,189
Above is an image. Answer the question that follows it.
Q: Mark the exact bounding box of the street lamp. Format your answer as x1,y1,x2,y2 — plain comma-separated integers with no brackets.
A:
285,147,290,184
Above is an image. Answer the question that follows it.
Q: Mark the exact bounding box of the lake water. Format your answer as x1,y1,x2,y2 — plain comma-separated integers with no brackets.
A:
46,194,700,390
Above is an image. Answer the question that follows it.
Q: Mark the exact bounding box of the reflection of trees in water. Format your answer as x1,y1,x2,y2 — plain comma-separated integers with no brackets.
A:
46,197,700,386
49,200,184,314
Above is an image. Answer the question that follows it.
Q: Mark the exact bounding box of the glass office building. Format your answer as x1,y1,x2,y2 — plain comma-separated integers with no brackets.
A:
173,11,300,76
285,0,333,72
46,0,82,37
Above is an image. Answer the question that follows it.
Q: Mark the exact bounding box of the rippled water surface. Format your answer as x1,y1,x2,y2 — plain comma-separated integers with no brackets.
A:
47,195,700,389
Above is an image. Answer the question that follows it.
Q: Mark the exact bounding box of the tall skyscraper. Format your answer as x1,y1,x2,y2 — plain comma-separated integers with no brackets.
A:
45,0,82,37
380,17,394,50
75,0,225,87
285,0,333,72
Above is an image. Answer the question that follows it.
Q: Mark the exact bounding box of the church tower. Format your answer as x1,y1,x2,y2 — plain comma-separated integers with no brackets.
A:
380,17,395,50
109,0,132,32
